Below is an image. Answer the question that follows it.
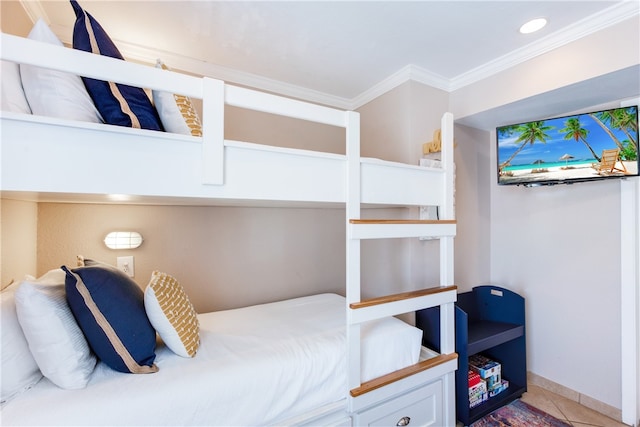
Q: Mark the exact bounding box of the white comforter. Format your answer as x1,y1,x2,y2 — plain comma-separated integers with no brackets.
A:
1,293,422,426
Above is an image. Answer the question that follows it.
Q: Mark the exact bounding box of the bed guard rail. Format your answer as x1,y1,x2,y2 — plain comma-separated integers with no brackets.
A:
0,32,357,186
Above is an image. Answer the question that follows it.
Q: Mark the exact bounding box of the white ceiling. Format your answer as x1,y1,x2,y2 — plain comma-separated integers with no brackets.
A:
21,0,639,111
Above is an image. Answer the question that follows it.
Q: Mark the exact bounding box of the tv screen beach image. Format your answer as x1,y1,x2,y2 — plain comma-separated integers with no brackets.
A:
497,106,638,186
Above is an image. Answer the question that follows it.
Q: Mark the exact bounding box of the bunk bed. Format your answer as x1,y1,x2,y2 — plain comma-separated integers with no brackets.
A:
0,30,458,426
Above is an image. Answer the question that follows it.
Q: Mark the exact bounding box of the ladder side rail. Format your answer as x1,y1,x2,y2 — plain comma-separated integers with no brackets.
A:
439,238,456,354
442,371,457,426
439,111,458,423
440,112,454,221
439,299,456,355
345,111,362,409
439,113,456,354
345,111,361,302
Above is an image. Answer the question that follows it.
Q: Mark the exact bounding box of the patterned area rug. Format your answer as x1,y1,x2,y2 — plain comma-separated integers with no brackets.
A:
471,399,571,427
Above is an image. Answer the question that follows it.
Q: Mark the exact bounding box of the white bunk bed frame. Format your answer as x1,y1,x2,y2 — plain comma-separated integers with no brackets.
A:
1,33,458,426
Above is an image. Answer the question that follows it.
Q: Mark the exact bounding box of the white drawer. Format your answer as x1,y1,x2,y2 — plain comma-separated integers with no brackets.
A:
355,379,443,427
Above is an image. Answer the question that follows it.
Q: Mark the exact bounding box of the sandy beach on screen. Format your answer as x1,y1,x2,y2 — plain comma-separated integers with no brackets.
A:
500,161,638,185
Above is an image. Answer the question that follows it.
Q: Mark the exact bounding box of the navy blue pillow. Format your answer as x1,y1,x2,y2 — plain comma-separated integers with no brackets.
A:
70,0,163,131
62,264,158,374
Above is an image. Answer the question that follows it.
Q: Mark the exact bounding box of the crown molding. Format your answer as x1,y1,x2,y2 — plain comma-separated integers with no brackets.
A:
350,65,450,110
350,65,412,110
449,1,640,91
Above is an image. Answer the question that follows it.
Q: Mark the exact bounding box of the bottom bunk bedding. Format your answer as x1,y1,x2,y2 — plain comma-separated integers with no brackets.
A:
1,293,423,426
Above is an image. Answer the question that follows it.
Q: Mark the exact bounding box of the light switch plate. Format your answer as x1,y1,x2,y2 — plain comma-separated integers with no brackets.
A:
116,256,135,278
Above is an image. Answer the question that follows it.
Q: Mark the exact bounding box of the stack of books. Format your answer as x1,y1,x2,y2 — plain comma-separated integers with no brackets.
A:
468,354,510,407
468,370,487,408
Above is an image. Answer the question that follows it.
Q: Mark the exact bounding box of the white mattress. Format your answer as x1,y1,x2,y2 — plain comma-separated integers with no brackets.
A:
1,293,422,426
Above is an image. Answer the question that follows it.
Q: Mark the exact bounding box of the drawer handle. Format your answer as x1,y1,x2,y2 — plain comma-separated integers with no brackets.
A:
396,416,411,426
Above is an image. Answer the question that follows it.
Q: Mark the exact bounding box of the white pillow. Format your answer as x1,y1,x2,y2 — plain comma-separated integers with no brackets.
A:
19,19,103,123
1,60,32,113
144,271,200,357
152,59,202,136
1,282,42,403
15,269,97,389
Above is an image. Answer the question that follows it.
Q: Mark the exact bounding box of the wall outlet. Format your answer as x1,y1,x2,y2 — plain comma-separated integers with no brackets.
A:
116,256,135,278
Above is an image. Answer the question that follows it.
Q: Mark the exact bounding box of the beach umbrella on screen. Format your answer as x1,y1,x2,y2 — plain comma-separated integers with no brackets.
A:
559,153,574,166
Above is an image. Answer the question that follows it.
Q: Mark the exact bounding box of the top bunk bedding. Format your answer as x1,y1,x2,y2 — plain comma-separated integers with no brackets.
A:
1,293,424,426
0,27,454,208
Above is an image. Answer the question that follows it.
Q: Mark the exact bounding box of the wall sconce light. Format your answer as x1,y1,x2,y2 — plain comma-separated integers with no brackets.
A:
104,231,143,250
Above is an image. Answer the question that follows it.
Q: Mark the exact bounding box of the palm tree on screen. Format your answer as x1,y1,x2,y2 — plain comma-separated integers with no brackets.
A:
589,111,625,151
501,121,554,168
610,108,638,151
559,118,600,161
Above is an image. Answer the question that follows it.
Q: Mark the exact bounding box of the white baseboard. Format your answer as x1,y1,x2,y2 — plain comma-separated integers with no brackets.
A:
527,371,622,423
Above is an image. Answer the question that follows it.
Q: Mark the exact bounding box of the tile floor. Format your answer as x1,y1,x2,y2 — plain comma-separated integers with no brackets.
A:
518,384,628,427
456,384,629,427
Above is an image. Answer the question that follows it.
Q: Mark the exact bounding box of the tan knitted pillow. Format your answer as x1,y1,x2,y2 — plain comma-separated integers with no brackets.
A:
152,60,203,137
144,271,200,357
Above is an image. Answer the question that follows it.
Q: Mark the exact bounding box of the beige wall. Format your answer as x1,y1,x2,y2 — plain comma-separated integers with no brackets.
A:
36,203,347,313
225,105,346,154
451,124,491,291
358,80,448,164
1,199,38,288
0,1,32,36
359,82,412,163
34,203,442,310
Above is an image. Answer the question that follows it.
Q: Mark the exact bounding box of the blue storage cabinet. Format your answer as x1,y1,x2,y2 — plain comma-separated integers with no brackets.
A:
416,285,526,426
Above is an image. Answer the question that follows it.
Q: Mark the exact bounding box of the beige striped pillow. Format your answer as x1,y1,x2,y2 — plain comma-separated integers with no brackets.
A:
144,271,200,358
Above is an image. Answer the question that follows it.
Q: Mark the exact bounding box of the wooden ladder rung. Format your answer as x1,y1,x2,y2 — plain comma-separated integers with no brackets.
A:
350,353,458,397
349,285,457,310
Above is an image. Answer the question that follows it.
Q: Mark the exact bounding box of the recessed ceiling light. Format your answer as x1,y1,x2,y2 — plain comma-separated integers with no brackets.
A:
520,18,547,34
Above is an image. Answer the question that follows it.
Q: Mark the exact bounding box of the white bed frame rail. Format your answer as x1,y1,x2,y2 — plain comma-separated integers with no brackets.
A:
0,33,351,189
1,32,458,425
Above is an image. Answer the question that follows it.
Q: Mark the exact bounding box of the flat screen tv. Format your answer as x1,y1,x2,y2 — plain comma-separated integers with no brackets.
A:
497,105,639,186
